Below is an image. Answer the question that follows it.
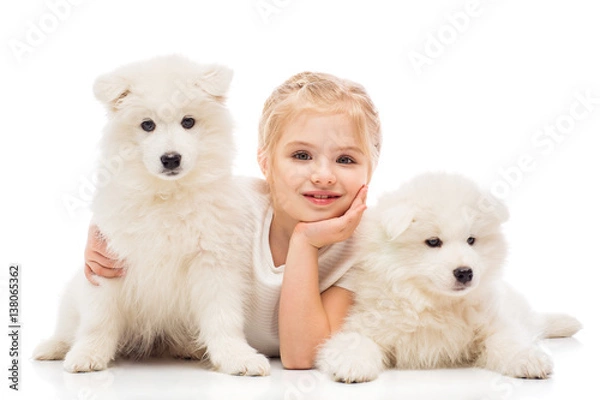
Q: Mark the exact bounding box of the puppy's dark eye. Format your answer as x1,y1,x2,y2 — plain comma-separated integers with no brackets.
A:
467,237,476,245
141,119,156,132
425,237,442,248
181,117,195,129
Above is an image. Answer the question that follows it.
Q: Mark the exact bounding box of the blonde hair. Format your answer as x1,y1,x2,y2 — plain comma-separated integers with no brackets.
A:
258,71,381,179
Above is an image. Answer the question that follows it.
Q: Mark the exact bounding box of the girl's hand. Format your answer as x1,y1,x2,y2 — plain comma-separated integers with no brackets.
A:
84,224,125,285
293,185,368,249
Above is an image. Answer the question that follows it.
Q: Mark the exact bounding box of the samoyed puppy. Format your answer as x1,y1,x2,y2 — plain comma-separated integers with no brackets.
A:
317,172,581,383
33,55,270,376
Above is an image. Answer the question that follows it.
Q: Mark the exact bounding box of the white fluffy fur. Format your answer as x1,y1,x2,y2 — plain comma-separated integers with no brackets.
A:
317,172,581,383
33,55,270,376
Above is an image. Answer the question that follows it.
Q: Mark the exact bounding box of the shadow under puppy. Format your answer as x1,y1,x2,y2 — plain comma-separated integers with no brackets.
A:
317,172,581,383
33,55,269,376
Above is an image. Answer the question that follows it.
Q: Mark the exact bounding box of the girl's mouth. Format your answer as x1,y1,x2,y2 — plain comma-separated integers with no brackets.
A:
303,192,341,206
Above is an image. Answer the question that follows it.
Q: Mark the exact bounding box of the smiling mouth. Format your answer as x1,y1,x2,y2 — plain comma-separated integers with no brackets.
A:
303,193,341,205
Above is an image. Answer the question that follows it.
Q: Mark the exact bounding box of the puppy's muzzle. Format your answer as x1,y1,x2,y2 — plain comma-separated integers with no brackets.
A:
453,267,473,284
161,152,182,170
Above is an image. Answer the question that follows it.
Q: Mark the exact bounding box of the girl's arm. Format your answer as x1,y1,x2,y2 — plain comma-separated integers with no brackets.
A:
278,186,367,369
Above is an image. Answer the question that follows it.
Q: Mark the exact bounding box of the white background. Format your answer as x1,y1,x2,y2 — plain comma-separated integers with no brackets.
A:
1,0,599,399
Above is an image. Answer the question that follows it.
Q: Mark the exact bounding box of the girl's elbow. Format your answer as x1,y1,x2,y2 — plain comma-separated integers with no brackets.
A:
281,354,314,370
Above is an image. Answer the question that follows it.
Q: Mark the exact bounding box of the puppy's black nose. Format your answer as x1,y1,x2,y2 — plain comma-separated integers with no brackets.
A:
453,267,473,284
161,153,181,170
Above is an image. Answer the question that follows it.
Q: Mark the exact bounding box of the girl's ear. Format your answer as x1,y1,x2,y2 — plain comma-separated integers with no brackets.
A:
257,149,269,179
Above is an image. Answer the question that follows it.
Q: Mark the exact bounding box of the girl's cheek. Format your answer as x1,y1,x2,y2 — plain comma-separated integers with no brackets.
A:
340,167,368,183
287,163,310,181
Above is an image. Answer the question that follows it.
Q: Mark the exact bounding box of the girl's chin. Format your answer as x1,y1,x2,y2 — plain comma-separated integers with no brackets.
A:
296,209,346,223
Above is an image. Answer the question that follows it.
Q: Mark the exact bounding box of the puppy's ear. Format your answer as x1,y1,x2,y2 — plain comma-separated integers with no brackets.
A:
93,73,131,111
381,203,414,240
193,64,234,99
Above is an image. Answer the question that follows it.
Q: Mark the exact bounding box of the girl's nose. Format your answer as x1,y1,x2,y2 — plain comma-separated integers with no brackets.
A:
310,162,336,185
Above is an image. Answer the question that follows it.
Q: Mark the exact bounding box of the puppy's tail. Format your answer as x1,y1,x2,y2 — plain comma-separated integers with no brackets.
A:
537,312,583,338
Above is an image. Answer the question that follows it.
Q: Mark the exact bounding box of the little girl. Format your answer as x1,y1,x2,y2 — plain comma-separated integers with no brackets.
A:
84,71,381,369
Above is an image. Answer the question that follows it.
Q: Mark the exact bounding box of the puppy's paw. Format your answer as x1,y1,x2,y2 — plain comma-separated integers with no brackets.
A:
501,346,554,379
210,345,270,376
33,339,70,361
316,332,384,383
64,348,111,373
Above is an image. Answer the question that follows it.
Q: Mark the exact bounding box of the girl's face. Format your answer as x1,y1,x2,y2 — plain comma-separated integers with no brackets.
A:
264,112,370,226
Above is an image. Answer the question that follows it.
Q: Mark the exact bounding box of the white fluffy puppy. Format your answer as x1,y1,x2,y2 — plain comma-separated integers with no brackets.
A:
317,172,581,383
34,55,270,376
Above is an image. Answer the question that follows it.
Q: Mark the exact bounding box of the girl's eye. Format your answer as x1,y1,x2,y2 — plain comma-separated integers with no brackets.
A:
467,237,476,245
337,156,355,164
425,237,443,248
292,152,311,161
141,119,156,132
181,117,195,129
